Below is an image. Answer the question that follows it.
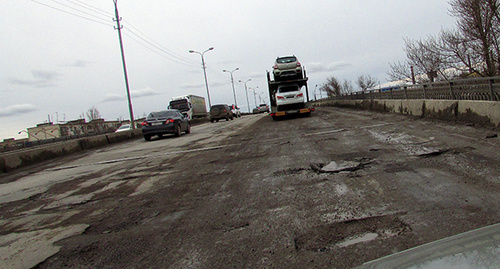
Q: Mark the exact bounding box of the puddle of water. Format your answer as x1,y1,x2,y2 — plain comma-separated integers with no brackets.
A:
336,233,379,248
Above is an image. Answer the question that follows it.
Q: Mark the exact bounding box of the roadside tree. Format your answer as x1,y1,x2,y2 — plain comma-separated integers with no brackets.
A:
357,75,377,92
86,106,101,121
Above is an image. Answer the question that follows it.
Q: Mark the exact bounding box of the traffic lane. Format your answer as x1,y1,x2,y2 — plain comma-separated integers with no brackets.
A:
0,114,265,204
3,107,498,268
0,114,266,267
136,107,500,268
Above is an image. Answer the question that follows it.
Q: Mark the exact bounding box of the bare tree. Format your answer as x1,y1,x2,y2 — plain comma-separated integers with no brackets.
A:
321,76,342,97
86,106,101,121
342,79,354,94
387,61,412,82
387,36,447,83
389,0,500,81
356,75,377,92
442,0,500,76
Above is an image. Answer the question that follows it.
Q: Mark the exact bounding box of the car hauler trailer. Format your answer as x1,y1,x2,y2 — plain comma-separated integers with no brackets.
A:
168,95,207,120
267,69,314,120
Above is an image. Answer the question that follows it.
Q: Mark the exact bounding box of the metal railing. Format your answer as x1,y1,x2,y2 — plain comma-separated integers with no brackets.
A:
332,76,500,102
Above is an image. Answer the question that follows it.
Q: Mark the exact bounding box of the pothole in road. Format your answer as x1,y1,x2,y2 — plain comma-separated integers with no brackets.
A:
294,215,411,252
310,158,372,173
416,146,475,158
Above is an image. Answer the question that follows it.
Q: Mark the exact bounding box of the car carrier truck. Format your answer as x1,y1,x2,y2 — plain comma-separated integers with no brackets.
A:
168,95,207,120
267,68,314,120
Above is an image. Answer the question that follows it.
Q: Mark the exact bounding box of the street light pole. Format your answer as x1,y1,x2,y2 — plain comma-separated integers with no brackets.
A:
223,68,239,108
189,47,214,108
250,86,259,108
238,79,251,113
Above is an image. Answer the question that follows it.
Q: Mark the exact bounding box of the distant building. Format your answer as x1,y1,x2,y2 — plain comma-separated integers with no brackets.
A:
26,118,124,142
0,137,28,152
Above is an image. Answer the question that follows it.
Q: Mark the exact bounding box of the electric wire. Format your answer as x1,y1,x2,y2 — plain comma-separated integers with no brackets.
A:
70,0,114,17
123,32,198,68
30,0,204,69
48,0,110,22
30,0,114,27
123,19,198,65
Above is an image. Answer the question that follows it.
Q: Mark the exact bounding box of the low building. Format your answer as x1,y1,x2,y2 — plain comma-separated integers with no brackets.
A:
26,118,124,142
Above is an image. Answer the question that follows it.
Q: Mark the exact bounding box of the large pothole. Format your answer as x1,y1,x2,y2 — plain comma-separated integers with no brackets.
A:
294,215,411,252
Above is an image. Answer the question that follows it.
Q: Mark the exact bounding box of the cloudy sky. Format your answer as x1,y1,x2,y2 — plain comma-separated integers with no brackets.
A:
1,0,457,140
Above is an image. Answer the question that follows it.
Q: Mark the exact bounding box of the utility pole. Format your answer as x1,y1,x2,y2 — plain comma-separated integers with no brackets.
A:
239,79,251,113
113,0,135,129
223,68,239,108
189,48,214,108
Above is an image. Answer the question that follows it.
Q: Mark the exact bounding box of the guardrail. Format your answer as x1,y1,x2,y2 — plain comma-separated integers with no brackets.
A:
333,76,500,101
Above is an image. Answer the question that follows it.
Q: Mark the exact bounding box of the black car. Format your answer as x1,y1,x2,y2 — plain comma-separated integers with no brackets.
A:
141,109,190,141
209,104,233,122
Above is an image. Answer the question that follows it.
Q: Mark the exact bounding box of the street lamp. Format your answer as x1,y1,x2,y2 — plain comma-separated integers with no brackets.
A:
249,86,259,108
223,68,239,108
238,79,251,113
189,47,214,108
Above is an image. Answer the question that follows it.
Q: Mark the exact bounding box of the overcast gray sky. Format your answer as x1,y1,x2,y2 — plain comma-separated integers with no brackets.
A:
1,0,457,140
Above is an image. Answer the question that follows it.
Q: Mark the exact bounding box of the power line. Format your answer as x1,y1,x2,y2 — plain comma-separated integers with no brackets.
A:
124,28,198,67
29,1,221,71
30,0,113,27
123,20,197,65
49,0,110,21
69,0,114,17
123,32,198,68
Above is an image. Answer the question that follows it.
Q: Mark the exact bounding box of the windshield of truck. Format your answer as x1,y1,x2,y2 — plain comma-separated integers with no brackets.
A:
169,100,189,111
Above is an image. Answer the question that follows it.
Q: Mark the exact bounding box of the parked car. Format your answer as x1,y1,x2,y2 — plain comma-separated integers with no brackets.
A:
210,104,233,122
272,55,303,80
253,104,270,114
229,104,241,118
114,124,132,133
141,109,190,141
275,84,305,110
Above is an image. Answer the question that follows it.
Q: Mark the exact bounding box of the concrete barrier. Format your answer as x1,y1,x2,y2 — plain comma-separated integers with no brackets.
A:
313,99,500,128
0,129,143,173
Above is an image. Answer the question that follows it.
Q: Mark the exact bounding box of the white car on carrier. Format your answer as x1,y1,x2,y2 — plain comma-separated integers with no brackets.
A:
275,84,305,111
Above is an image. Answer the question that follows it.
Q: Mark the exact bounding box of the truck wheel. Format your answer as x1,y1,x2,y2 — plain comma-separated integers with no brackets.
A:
144,135,151,141
210,119,214,123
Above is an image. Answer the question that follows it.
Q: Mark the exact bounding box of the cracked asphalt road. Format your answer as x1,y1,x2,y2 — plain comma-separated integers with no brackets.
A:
1,107,499,268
